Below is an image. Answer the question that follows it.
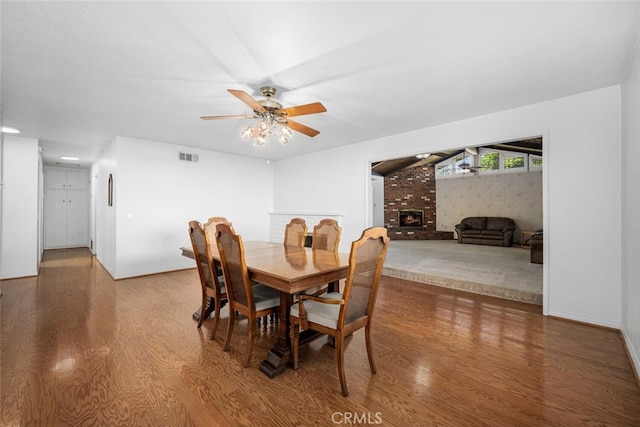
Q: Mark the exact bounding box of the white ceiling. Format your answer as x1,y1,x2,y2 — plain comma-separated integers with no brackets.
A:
2,1,639,168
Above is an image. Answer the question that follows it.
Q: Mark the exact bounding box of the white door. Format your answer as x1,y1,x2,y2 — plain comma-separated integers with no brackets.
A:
44,167,89,249
44,189,68,248
67,170,87,190
66,188,88,247
46,169,68,189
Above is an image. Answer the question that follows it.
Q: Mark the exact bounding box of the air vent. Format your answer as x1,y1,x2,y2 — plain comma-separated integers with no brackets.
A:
178,152,199,162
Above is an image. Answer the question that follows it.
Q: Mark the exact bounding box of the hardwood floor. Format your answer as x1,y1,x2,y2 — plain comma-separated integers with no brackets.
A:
2,248,639,426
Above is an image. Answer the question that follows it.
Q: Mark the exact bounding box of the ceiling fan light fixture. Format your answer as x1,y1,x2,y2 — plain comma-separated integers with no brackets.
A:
254,135,267,146
278,125,293,144
202,86,325,146
241,126,254,140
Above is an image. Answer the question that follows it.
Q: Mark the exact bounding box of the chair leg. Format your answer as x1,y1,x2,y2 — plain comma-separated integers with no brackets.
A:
244,317,255,367
197,294,208,329
336,335,348,397
223,313,234,352
365,324,377,374
210,298,222,340
290,322,301,369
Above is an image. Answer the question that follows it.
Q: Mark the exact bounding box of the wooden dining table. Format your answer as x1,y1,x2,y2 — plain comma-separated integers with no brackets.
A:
181,241,350,378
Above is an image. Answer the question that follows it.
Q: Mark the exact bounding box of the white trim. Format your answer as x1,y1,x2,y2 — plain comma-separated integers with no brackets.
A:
621,326,640,383
547,308,620,329
541,130,550,316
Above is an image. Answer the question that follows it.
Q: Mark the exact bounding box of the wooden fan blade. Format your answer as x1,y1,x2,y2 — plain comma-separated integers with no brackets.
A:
228,89,266,113
277,102,326,117
286,119,320,137
200,114,256,120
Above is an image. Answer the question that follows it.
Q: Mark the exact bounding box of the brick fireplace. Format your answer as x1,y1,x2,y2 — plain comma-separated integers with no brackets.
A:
384,164,453,240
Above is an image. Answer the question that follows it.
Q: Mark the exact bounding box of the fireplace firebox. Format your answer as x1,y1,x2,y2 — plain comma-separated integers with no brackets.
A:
398,210,424,228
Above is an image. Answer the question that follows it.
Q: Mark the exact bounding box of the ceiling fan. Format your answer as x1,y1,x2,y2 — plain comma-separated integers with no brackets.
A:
200,86,326,142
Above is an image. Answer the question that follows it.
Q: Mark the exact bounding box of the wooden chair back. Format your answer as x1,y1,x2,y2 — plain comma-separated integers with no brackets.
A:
215,223,253,309
340,227,390,326
284,218,307,247
188,220,217,294
188,220,226,332
311,219,342,252
204,216,233,246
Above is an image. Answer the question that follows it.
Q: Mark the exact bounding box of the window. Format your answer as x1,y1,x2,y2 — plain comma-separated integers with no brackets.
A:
435,148,542,180
530,155,542,170
480,152,499,171
504,154,525,170
436,164,452,175
454,154,471,174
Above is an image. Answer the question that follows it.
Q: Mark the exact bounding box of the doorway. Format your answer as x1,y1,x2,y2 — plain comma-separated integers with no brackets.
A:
369,137,544,306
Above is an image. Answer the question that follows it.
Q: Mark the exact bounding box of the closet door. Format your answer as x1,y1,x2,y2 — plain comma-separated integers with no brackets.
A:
44,167,89,249
66,170,87,190
46,168,68,189
66,187,88,247
44,188,68,248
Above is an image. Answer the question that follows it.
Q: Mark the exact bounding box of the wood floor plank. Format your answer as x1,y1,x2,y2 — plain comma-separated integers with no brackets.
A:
1,248,639,426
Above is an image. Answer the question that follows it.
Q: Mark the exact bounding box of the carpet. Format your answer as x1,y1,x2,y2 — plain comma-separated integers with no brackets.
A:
382,240,543,305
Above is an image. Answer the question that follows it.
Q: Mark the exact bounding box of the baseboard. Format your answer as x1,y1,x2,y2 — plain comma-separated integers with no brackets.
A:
546,309,620,329
621,326,640,386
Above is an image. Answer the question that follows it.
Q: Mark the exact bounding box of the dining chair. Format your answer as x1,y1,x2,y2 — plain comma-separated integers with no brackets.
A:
284,218,307,247
203,216,233,279
311,219,342,252
204,216,234,245
215,223,281,367
304,219,342,296
289,226,390,397
188,220,227,339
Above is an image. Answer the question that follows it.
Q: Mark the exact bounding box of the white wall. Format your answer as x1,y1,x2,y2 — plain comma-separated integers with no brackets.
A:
97,136,274,279
273,144,370,253
621,27,640,379
0,136,39,279
95,139,117,277
37,154,43,262
89,162,97,254
273,86,622,328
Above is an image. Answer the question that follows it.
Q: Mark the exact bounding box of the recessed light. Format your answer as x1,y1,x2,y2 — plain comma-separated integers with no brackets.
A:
1,126,20,134
61,156,80,161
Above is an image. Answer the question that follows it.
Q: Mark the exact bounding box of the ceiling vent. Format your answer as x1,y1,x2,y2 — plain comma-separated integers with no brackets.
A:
178,152,199,162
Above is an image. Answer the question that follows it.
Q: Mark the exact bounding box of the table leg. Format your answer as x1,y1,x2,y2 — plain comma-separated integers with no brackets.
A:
259,293,293,378
192,297,226,321
328,279,339,293
259,280,341,378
